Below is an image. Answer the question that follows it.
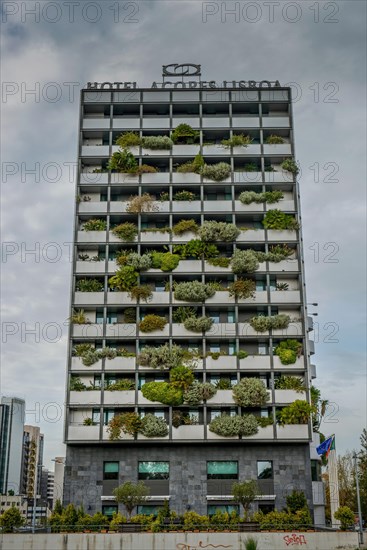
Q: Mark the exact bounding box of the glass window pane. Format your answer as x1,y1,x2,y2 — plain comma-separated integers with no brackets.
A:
102,505,117,517
257,461,273,479
207,461,238,477
208,505,239,515
104,462,119,473
138,461,169,480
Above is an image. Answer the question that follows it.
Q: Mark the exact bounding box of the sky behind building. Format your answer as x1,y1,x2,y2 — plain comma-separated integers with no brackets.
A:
1,0,366,468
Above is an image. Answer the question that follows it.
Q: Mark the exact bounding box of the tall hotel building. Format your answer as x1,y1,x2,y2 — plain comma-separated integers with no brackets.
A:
64,74,324,522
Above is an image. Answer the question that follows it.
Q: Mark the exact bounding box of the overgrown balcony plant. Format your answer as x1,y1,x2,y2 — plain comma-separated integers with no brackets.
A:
75,278,104,292
281,158,299,175
173,190,196,201
172,219,199,236
228,279,256,299
119,252,152,271
174,281,216,302
128,285,153,303
183,316,213,332
274,340,302,364
275,376,305,392
115,132,141,148
172,306,197,323
231,250,259,274
69,309,88,324
238,191,284,205
184,382,217,405
249,314,291,332
221,134,253,148
108,148,157,175
140,414,169,437
109,266,138,291
139,314,167,332
265,135,285,144
232,378,270,407
69,376,88,391
82,219,107,231
206,256,231,268
214,378,232,390
126,194,160,213
105,379,135,391
256,244,294,263
151,251,180,271
171,124,200,145
173,239,219,260
201,162,231,182
198,221,240,242
169,365,195,390
277,400,315,425
209,414,259,437
138,343,192,370
262,210,299,231
141,381,184,406
141,136,173,150
111,222,138,241
176,153,204,174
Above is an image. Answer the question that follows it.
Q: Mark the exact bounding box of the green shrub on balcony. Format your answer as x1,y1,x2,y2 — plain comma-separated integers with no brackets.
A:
274,340,302,364
249,314,291,332
139,314,167,333
242,163,258,172
172,410,199,428
108,148,139,173
183,316,213,332
231,250,259,274
169,366,195,390
75,278,104,292
108,412,142,439
209,414,259,437
214,378,232,390
109,266,138,291
238,191,284,205
262,210,299,230
256,416,274,428
275,376,305,392
177,153,204,174
277,400,315,425
151,251,180,271
115,132,141,148
172,306,197,323
70,309,88,324
256,244,294,263
206,256,231,268
111,222,138,241
117,252,152,271
221,134,253,148
184,382,217,405
174,281,216,302
198,220,240,242
126,193,159,213
138,343,191,370
69,376,87,391
123,308,136,323
82,219,107,231
171,123,200,145
141,382,184,406
173,190,196,201
281,158,299,174
128,285,153,303
106,379,135,391
173,239,219,260
201,162,231,182
265,135,285,144
141,136,173,150
228,279,256,299
140,414,169,437
172,219,199,236
232,378,270,407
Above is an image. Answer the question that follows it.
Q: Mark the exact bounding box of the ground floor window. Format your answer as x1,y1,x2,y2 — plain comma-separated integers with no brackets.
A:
103,461,119,480
137,504,163,515
207,504,240,516
102,505,118,517
138,461,169,480
207,461,238,479
311,459,322,481
258,503,274,514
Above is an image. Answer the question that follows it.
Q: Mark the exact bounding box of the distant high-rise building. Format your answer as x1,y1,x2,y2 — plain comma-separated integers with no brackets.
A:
52,457,65,510
0,397,25,494
21,425,44,498
40,467,54,510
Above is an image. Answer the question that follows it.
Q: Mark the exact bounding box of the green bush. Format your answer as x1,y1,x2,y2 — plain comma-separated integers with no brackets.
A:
334,506,355,530
124,252,152,271
141,135,173,150
183,316,213,332
286,490,308,513
231,250,259,274
171,124,200,144
126,193,159,213
274,340,302,364
256,416,274,428
243,163,258,172
184,381,217,405
206,257,231,268
201,162,231,181
109,512,127,530
262,210,299,230
115,132,141,148
198,221,240,242
209,414,259,437
108,148,138,173
0,506,24,533
172,306,197,323
183,511,209,530
277,400,316,425
232,378,270,407
109,265,138,291
173,190,196,201
177,153,204,173
265,135,285,144
76,278,104,292
106,379,135,391
275,376,305,392
108,412,142,439
173,239,219,260
238,191,284,205
151,251,180,271
214,378,232,390
139,314,167,332
172,219,199,235
83,219,107,231
174,281,216,302
141,381,183,406
128,285,153,302
228,279,256,299
138,343,189,369
169,365,195,390
237,350,249,360
253,508,311,530
112,222,138,241
281,158,299,174
249,314,291,332
221,134,252,148
140,414,168,437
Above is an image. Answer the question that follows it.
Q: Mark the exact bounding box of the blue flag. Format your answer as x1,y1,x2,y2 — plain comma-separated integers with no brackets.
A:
316,435,334,457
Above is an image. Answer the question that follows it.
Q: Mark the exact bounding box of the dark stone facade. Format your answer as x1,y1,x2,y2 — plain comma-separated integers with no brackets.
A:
63,442,313,516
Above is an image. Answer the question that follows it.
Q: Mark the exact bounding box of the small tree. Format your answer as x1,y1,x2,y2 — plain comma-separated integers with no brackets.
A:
54,499,63,515
0,505,24,533
286,490,308,513
334,505,355,530
113,481,150,519
232,480,259,520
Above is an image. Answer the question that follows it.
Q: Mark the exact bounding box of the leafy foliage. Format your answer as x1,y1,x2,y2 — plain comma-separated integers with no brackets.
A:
281,158,299,174
109,266,138,291
75,278,104,292
126,193,159,213
151,251,180,271
112,222,138,241
0,506,24,533
173,190,196,201
172,306,197,323
82,218,107,231
107,148,139,173
106,379,135,391
184,381,217,405
221,134,253,148
121,252,152,271
262,210,299,230
231,250,259,274
169,365,195,390
232,480,259,520
209,414,259,437
115,132,141,148
141,381,183,406
265,134,285,144
277,400,316,425
249,314,291,332
228,279,256,299
141,135,173,150
274,340,302,364
239,191,284,205
206,256,231,268
198,221,240,242
174,281,216,302
138,343,190,370
253,508,311,530
139,314,167,332
173,239,219,260
201,162,231,182
183,316,213,332
172,219,199,235
177,153,204,173
334,506,355,530
140,414,169,437
232,378,269,407
128,285,153,302
275,376,305,392
113,481,150,518
108,412,142,439
171,124,200,144
286,490,308,513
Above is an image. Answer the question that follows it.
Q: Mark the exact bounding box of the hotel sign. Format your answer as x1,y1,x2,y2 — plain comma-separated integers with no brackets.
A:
86,80,281,90
162,63,202,77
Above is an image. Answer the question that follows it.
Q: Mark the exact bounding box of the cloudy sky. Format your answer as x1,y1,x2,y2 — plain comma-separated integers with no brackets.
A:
1,0,366,470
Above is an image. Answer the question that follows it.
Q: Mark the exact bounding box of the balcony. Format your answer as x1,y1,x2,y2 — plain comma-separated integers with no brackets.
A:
141,173,170,184
109,231,136,243
267,230,298,242
78,202,108,214
272,200,295,212
270,290,301,304
263,144,292,155
238,290,268,304
172,145,200,156
272,322,303,337
234,171,262,183
205,355,237,370
207,430,238,440
81,146,109,157
232,116,260,128
237,230,265,242
172,201,201,213
205,292,235,305
206,323,237,338
138,324,170,337
74,292,104,305
72,324,103,338
71,357,103,371
274,390,306,404
69,391,101,405
68,425,100,441
235,201,264,213
77,231,107,243
104,357,136,370
268,259,299,273
172,173,201,184
273,356,305,370
262,117,290,128
80,173,108,185
137,392,162,405
172,117,200,127
75,261,105,274
276,424,309,439
140,231,170,243
202,145,228,156
173,259,201,273
142,118,170,129
112,118,140,129
245,425,274,440
202,117,230,128
204,261,231,274
105,323,136,338
172,425,205,440
264,171,294,183
203,201,233,212
83,118,110,129
240,355,271,370
102,426,133,440
107,292,135,305
171,231,197,243
104,391,135,405
207,390,234,404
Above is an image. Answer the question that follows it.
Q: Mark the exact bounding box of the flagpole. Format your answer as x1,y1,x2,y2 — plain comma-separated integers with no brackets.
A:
327,436,340,528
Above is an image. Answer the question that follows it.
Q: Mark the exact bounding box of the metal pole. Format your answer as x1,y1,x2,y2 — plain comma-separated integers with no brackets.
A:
353,453,364,545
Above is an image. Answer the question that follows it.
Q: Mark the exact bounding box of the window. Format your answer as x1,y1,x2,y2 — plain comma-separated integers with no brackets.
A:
227,310,235,323
138,462,169,480
103,409,115,425
102,505,117,517
96,312,104,325
311,460,322,482
137,505,163,515
207,461,238,479
257,461,273,479
209,343,220,353
258,503,274,514
258,343,267,355
208,504,239,516
210,311,220,323
103,462,119,480
92,409,100,424
269,277,277,291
